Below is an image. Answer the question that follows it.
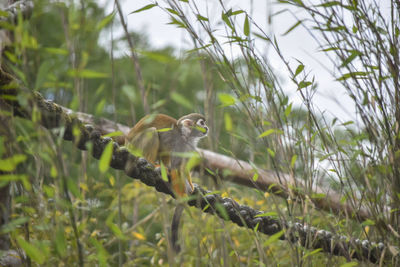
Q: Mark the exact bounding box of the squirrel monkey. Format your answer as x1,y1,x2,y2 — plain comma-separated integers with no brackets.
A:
125,113,208,251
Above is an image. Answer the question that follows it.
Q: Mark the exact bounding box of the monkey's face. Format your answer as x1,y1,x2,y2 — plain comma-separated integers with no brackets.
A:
178,114,208,142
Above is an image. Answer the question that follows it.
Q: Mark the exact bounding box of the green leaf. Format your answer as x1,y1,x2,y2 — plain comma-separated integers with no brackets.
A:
264,230,284,246
0,174,31,190
35,61,52,90
298,81,312,89
90,238,109,267
294,64,304,78
303,248,322,259
99,142,113,173
244,15,250,36
67,179,81,198
317,1,342,7
166,8,180,16
224,112,233,131
129,4,158,14
252,172,259,181
96,11,115,30
55,227,67,257
140,50,175,63
44,47,68,55
0,217,29,233
95,98,106,114
108,222,126,240
16,237,46,264
339,71,368,80
122,84,136,101
185,153,202,172
267,148,275,157
282,20,303,36
157,128,172,133
106,212,127,240
197,14,209,21
284,103,293,117
215,202,229,220
171,92,192,109
221,12,234,30
67,69,109,79
362,219,375,226
340,262,358,267
231,10,245,15
290,155,297,168
0,10,9,17
258,129,283,138
255,211,278,217
342,120,354,126
340,50,361,68
168,17,186,28
160,162,168,182
218,93,237,107
0,154,27,171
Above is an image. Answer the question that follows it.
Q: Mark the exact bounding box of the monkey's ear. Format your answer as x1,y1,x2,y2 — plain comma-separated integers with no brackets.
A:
179,119,193,137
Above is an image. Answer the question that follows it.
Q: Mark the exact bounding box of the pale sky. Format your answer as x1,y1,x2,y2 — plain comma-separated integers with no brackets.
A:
101,0,356,122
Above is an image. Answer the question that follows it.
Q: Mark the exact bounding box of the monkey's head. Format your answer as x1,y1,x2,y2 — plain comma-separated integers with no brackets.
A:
177,113,208,143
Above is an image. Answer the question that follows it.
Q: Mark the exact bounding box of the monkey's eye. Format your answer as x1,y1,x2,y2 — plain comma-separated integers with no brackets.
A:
197,119,205,126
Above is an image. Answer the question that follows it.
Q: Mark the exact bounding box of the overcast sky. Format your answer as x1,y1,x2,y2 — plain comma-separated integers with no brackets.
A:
101,0,356,121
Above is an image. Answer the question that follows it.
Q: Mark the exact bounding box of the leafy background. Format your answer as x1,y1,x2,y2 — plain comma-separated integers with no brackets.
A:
1,0,399,266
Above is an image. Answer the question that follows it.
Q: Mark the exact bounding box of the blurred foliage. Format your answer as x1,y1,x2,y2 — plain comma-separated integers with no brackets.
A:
1,0,399,266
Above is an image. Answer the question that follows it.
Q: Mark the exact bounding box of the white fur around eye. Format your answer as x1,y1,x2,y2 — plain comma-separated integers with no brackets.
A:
197,119,205,126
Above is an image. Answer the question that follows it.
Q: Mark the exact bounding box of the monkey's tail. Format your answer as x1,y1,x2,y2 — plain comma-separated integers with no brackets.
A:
170,203,184,253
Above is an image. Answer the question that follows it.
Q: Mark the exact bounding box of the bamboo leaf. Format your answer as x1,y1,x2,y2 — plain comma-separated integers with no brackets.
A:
171,92,192,109
340,50,361,68
16,237,46,264
0,154,27,171
294,64,304,78
197,14,209,21
263,230,284,246
244,15,250,36
160,162,168,182
99,142,113,173
221,12,234,30
258,129,283,138
218,93,237,107
67,69,109,79
96,11,115,30
282,20,303,36
129,4,158,14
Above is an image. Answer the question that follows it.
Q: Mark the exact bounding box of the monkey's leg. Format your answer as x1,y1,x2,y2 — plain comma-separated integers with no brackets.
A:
170,169,186,197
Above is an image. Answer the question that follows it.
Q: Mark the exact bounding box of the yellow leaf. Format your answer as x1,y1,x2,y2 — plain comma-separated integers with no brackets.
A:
80,183,88,192
233,237,240,247
50,165,58,178
256,200,265,205
365,226,369,234
91,230,100,237
109,176,115,187
132,232,146,240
